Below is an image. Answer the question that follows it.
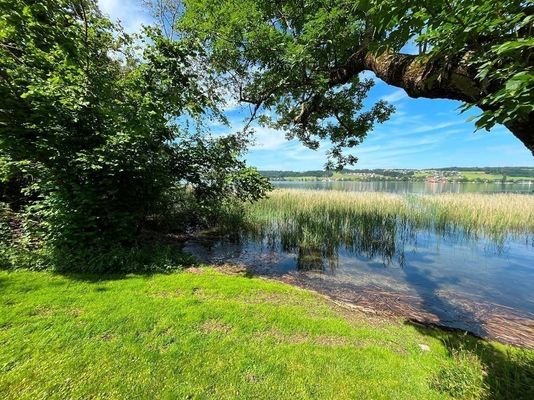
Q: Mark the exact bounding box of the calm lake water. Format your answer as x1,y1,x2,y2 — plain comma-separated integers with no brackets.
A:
185,184,534,345
272,180,534,194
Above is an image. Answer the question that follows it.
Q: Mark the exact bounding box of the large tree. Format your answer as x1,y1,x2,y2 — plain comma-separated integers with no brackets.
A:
0,0,270,271
177,0,534,164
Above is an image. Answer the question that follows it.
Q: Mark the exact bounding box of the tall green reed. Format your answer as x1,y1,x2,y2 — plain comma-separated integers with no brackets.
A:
228,190,534,270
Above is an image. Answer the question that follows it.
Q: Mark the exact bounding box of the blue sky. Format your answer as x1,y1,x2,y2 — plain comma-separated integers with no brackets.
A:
98,0,533,171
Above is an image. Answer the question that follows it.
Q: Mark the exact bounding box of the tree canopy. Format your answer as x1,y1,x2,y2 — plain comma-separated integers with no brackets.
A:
0,0,270,271
1,0,532,271
177,0,534,163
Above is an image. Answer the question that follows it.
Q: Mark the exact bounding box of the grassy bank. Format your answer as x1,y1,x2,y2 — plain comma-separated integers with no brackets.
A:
1,269,533,399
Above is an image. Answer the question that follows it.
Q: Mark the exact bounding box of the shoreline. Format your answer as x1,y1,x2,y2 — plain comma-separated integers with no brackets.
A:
207,264,534,349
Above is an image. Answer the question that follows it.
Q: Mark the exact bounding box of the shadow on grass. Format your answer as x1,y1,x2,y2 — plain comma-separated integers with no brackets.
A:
0,266,163,284
47,241,198,283
53,271,142,283
53,264,196,283
407,321,534,400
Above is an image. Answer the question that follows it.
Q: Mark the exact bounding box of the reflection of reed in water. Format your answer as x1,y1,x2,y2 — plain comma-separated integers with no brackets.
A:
296,247,330,272
245,213,408,272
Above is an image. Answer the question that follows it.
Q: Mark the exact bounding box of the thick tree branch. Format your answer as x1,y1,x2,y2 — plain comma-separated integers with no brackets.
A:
295,49,533,155
331,50,481,102
497,111,534,155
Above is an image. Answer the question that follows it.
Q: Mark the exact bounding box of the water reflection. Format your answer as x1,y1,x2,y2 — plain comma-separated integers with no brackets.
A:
273,180,534,194
243,212,520,273
296,247,335,272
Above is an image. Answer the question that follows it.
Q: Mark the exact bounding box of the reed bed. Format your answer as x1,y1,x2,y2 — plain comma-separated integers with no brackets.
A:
236,190,534,266
417,193,534,234
245,189,534,236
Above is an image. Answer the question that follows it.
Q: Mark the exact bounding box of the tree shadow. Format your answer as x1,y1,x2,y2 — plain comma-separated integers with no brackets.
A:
398,264,534,398
54,271,140,283
407,321,534,399
403,266,488,337
278,259,534,398
0,265,154,284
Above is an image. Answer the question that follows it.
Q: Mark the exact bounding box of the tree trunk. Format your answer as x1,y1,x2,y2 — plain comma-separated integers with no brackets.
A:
502,116,534,155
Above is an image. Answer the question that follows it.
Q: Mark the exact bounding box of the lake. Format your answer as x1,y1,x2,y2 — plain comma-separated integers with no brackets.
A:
184,188,534,347
272,180,534,194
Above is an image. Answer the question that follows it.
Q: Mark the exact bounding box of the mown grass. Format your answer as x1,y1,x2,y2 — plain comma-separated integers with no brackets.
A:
1,269,533,399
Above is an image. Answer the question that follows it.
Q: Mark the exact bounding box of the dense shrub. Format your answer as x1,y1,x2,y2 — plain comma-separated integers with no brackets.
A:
0,1,270,272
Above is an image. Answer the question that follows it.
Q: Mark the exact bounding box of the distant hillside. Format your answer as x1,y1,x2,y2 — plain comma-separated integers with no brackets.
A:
260,170,334,179
260,167,534,182
433,167,534,177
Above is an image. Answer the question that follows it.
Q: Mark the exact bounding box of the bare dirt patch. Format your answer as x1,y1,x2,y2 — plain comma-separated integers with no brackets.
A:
148,289,183,299
29,305,57,317
200,319,233,335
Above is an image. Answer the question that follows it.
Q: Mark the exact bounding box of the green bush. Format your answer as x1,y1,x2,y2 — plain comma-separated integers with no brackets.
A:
430,349,487,399
0,1,270,272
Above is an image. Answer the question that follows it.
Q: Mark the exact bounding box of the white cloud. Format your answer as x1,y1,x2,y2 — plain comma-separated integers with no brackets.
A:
249,126,289,150
381,89,408,104
98,0,120,15
359,71,376,81
350,124,470,167
97,0,152,33
221,97,242,113
402,120,465,135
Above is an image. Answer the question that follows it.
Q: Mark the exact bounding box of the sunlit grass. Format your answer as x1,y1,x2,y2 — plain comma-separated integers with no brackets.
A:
417,193,534,233
1,269,533,399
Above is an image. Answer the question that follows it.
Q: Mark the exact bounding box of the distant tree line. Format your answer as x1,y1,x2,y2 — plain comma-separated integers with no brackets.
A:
435,167,534,178
261,167,534,179
260,170,334,179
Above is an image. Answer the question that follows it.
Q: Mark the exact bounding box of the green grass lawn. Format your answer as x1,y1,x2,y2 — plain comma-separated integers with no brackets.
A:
459,172,503,181
1,269,533,399
458,172,534,182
